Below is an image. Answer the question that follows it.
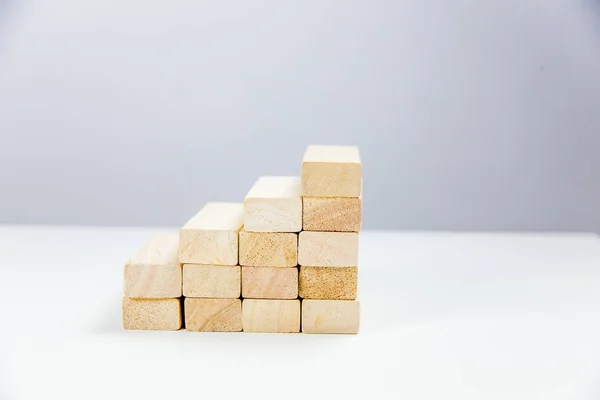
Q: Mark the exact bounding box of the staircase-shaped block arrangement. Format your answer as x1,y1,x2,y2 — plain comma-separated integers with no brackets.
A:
121,145,361,334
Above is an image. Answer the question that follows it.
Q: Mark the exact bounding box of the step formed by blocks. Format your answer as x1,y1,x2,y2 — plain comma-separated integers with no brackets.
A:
298,231,359,267
239,230,298,267
183,264,240,298
242,299,300,333
302,197,362,232
299,266,357,300
242,267,298,299
302,299,360,334
122,297,182,331
244,176,302,232
179,202,244,265
184,298,242,332
123,233,182,298
301,145,361,197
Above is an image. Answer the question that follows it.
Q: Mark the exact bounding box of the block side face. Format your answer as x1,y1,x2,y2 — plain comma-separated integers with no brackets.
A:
184,298,242,332
183,264,241,298
245,176,301,199
239,231,298,267
301,162,362,197
303,145,360,163
122,298,182,331
182,202,244,231
131,233,179,267
242,299,300,333
244,198,302,232
302,197,362,232
298,232,359,267
124,263,182,298
242,267,298,299
299,266,357,300
301,300,359,334
179,229,238,265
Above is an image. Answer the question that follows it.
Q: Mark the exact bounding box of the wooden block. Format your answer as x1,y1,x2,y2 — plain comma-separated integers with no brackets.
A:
179,202,244,265
301,145,361,197
244,176,302,232
302,197,362,232
122,298,182,331
239,230,298,267
123,233,182,298
242,299,300,333
184,298,242,332
299,266,357,300
302,299,360,334
242,267,298,299
298,231,358,267
183,264,240,298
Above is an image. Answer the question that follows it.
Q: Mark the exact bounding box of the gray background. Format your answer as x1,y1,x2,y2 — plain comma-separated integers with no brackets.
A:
0,0,599,231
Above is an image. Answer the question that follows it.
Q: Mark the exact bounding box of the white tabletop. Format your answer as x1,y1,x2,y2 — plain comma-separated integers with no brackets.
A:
1,225,599,399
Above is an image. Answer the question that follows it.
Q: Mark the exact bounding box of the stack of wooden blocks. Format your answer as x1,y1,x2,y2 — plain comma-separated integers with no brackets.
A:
122,145,361,334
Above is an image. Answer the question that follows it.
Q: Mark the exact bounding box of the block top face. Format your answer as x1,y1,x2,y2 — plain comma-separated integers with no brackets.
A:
182,202,244,231
128,233,179,267
245,176,301,199
302,145,361,164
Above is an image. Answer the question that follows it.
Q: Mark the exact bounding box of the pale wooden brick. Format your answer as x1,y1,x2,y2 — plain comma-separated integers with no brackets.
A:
184,298,242,332
301,145,361,197
122,298,182,331
299,266,357,300
242,267,298,299
302,299,360,334
242,299,300,333
183,264,240,298
302,197,361,232
239,230,298,267
244,176,302,232
298,231,358,267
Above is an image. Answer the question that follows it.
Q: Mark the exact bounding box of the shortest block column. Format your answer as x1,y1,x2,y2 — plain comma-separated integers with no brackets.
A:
302,300,360,334
185,298,242,332
242,299,300,333
122,298,182,331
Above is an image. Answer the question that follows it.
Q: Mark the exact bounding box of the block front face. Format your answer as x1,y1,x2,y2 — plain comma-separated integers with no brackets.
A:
123,233,182,298
185,298,242,332
242,299,300,333
242,267,298,299
301,145,361,197
298,232,358,267
244,176,302,232
302,197,362,232
183,264,240,298
239,231,298,267
122,298,182,331
299,266,357,300
301,300,360,334
179,202,244,265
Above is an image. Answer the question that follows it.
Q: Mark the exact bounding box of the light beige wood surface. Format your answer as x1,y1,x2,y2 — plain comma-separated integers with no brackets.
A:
239,230,298,267
298,231,358,267
183,264,240,298
242,299,300,333
244,176,302,232
242,267,298,299
301,145,361,197
123,233,182,298
179,202,244,265
302,197,362,232
301,299,360,334
122,297,182,331
299,266,357,300
184,298,242,332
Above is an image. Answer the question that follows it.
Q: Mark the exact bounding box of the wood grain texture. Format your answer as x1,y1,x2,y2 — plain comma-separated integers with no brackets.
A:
122,298,182,331
242,299,300,333
299,266,357,300
239,230,298,267
183,264,240,298
298,231,358,267
301,145,361,197
301,299,360,334
184,298,242,332
179,202,244,265
302,197,362,232
123,233,182,298
242,267,298,299
244,176,302,232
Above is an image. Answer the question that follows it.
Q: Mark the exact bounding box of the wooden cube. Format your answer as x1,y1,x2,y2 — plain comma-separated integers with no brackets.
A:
183,264,240,298
298,232,358,267
299,266,357,300
239,231,298,267
184,298,242,332
301,145,361,197
123,233,182,298
242,267,298,299
302,197,362,232
302,299,360,334
242,299,300,333
244,176,302,232
122,298,182,331
179,202,244,265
